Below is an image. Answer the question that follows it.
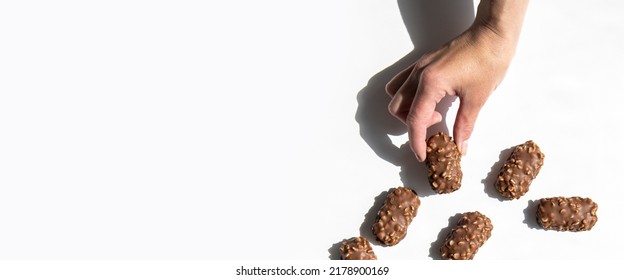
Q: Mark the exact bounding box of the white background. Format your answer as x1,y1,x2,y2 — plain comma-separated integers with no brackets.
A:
1,0,623,260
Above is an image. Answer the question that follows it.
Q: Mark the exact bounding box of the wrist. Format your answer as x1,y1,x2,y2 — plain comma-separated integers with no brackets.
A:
470,0,529,61
465,22,516,65
473,0,528,43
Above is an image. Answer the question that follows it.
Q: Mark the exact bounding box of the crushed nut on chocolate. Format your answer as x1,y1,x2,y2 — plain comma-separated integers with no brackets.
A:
495,140,544,199
372,187,420,246
339,237,377,260
440,211,493,260
426,132,462,194
536,197,598,231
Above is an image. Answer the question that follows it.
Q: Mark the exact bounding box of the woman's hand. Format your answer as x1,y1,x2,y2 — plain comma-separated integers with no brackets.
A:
386,0,529,162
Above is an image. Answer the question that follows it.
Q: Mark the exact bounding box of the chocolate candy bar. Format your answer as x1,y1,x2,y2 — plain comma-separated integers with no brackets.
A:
372,187,420,246
495,140,544,199
339,237,377,260
440,211,493,260
536,197,598,231
425,132,462,194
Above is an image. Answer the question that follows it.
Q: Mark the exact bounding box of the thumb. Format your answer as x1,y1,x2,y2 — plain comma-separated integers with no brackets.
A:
453,98,483,156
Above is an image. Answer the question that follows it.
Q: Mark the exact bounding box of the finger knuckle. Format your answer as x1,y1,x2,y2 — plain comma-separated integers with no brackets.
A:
385,83,397,96
387,102,399,116
405,112,423,125
419,68,441,85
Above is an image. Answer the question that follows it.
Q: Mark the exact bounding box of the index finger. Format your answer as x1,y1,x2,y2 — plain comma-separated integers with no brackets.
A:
406,87,443,162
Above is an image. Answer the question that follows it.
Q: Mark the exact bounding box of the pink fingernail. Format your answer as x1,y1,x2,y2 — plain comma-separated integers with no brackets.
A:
459,141,468,156
416,153,424,162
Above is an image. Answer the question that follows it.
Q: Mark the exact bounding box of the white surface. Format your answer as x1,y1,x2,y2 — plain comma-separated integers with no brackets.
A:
0,0,623,260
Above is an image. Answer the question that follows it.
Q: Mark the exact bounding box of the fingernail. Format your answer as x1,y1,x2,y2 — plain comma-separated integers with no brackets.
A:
416,153,424,162
459,141,468,156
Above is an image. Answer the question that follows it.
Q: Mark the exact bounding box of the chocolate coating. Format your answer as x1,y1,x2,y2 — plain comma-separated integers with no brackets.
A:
425,132,462,194
372,187,420,246
495,140,544,199
339,237,377,260
440,211,493,260
536,197,598,231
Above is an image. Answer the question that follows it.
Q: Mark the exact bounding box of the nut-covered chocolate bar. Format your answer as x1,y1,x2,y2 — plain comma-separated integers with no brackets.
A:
372,187,420,246
339,237,377,260
425,132,462,194
536,197,598,231
440,211,493,260
495,140,544,199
